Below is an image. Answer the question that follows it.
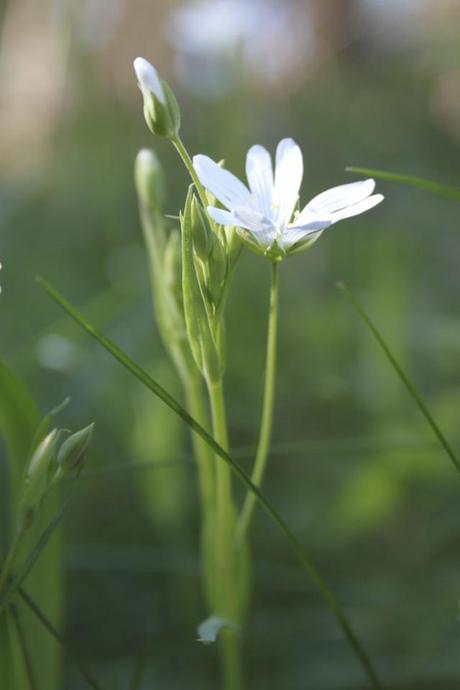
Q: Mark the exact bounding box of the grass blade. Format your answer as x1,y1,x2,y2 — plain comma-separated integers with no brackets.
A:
338,281,460,475
38,276,384,690
346,166,460,203
0,504,68,617
18,588,106,690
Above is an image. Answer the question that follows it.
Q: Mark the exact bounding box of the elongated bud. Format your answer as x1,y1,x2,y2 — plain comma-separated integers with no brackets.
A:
133,57,181,139
57,423,94,472
17,429,60,531
191,196,212,261
181,188,221,384
209,233,227,295
135,149,165,212
164,229,183,308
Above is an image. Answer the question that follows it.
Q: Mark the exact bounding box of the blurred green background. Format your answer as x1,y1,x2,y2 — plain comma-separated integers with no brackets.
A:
2,0,460,688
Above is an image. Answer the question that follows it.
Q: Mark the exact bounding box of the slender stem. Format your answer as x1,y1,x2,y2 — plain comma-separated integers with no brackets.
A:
0,532,21,594
207,380,231,600
207,379,242,690
172,136,210,212
338,282,460,475
237,261,279,541
10,604,39,690
183,371,216,521
18,588,107,690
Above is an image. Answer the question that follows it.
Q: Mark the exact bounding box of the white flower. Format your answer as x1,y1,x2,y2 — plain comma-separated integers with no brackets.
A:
133,57,165,104
193,138,384,259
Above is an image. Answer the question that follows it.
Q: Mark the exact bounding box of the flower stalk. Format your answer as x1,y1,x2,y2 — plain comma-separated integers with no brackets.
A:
237,260,279,542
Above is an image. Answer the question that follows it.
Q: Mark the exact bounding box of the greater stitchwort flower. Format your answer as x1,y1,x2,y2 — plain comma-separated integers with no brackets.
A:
194,138,383,260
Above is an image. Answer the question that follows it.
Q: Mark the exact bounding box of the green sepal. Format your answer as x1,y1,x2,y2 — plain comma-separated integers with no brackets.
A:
16,430,60,532
56,423,94,472
142,80,180,140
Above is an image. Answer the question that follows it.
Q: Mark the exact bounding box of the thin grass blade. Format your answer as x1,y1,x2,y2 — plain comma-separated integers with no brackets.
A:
338,281,460,475
346,166,460,203
0,505,68,617
18,588,106,690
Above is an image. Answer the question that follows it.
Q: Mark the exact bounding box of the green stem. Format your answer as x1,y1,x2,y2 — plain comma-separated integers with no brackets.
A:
207,379,242,690
172,136,210,212
183,371,216,521
10,604,39,690
237,261,279,541
18,587,106,690
0,532,21,594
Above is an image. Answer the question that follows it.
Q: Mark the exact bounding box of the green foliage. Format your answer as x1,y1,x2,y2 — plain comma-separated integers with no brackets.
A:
0,360,61,690
346,166,460,203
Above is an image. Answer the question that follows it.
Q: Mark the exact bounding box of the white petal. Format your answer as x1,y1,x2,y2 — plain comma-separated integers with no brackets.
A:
233,206,276,247
299,179,376,220
193,155,251,210
273,138,303,230
133,57,165,104
245,145,273,217
281,219,332,249
207,206,237,226
328,193,384,222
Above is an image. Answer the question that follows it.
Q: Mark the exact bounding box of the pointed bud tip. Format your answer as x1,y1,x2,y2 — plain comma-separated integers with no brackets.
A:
56,423,95,472
133,57,165,104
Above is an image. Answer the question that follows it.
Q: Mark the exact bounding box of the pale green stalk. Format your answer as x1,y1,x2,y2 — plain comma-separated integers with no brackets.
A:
172,136,211,214
0,533,22,594
207,379,242,690
182,370,217,609
139,199,217,603
237,262,278,541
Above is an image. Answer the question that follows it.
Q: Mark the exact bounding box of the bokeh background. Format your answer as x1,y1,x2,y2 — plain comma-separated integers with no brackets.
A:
2,0,460,688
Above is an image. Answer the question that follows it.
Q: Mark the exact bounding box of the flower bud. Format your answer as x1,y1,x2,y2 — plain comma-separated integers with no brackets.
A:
191,196,212,261
17,430,59,531
209,234,227,291
181,188,221,384
56,423,94,472
135,149,165,212
133,57,181,139
163,229,183,311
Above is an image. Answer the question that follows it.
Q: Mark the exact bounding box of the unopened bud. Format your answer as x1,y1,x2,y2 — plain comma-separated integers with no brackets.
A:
181,188,221,384
133,57,181,139
191,197,212,261
164,230,183,307
57,423,94,472
135,149,165,212
17,430,59,531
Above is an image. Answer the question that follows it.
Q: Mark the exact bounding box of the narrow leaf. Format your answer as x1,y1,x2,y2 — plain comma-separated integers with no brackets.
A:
39,276,384,690
0,505,68,617
346,166,460,203
338,282,460,475
18,588,106,690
